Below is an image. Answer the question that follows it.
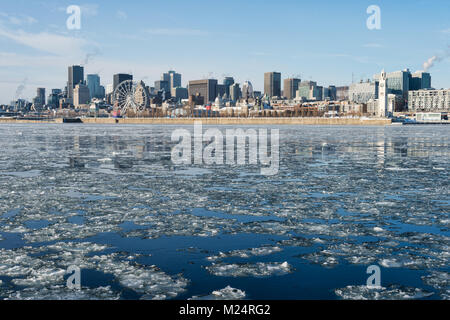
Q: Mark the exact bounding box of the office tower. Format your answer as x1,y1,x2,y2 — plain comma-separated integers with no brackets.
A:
188,79,218,103
223,77,235,96
378,70,388,117
296,81,317,100
87,74,101,99
264,72,281,98
328,86,337,101
73,84,90,107
349,80,379,103
155,80,170,92
230,83,241,102
283,78,300,100
216,84,227,98
336,86,349,101
242,81,254,99
162,71,182,91
68,65,84,100
410,71,432,91
171,87,188,101
37,88,46,105
374,69,410,99
113,73,133,92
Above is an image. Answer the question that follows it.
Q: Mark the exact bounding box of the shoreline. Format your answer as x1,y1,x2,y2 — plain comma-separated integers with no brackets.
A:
0,117,392,125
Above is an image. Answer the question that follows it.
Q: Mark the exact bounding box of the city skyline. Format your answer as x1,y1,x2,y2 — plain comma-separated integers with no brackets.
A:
0,0,450,104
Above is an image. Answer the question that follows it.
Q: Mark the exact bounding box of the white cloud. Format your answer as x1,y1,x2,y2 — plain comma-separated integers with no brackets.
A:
0,12,37,26
0,26,91,57
441,28,450,34
145,28,210,36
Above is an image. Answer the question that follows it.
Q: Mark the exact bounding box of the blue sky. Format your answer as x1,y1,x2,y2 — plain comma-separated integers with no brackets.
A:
0,0,449,103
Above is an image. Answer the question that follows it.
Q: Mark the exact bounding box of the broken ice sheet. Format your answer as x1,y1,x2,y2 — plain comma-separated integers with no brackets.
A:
206,262,293,277
422,271,450,300
207,246,283,262
334,285,434,300
189,286,246,300
0,242,188,300
2,286,120,300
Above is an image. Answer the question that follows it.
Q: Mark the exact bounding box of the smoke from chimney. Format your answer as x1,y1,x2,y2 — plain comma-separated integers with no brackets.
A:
422,45,450,72
14,78,28,100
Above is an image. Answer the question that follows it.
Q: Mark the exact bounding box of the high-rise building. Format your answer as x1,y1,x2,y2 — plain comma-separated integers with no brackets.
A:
410,71,432,91
328,86,337,101
73,84,90,107
87,74,102,99
242,81,254,100
155,80,169,92
283,78,301,100
68,65,84,100
296,81,317,100
171,87,189,101
264,72,281,98
37,88,46,105
188,79,218,103
374,69,410,99
162,71,182,91
230,83,241,102
113,73,133,92
336,86,349,101
223,77,235,97
349,80,379,103
47,89,62,109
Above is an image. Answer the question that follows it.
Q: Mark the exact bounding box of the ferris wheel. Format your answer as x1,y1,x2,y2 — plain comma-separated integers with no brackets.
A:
113,80,149,113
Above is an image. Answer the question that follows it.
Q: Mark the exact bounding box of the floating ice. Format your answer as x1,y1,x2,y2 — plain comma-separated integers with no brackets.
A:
2,286,120,300
190,286,246,300
335,285,434,300
422,271,450,300
206,262,292,277
207,246,282,261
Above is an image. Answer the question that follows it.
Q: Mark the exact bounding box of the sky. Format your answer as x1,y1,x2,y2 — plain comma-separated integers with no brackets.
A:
0,0,449,104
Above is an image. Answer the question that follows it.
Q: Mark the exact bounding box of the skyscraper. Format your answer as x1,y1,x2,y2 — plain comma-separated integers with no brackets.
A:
223,77,235,97
155,80,170,93
68,65,84,100
37,88,46,106
73,84,90,107
283,78,301,100
242,81,254,100
113,74,133,92
188,79,218,103
230,83,241,102
410,71,431,90
87,74,101,99
264,72,281,98
162,71,182,91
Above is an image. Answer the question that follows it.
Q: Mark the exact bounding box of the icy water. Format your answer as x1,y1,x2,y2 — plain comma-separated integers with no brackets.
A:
0,124,448,300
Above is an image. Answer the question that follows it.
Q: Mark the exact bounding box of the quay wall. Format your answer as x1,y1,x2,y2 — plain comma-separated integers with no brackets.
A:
0,117,392,125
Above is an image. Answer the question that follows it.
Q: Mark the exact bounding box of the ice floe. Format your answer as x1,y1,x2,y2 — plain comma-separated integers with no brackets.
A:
335,285,434,300
206,262,292,277
189,286,246,300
